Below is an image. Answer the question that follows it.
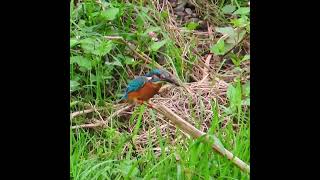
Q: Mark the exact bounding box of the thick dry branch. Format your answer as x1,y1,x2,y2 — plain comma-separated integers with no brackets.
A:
151,103,250,173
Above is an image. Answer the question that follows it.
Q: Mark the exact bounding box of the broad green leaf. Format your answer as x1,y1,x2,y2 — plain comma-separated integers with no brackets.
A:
71,56,92,70
215,27,235,37
150,39,167,52
210,40,225,55
233,7,250,15
101,7,119,21
92,40,113,56
225,29,246,45
186,22,199,30
80,38,96,53
242,81,250,97
236,29,247,42
224,42,234,52
216,27,238,44
222,4,236,14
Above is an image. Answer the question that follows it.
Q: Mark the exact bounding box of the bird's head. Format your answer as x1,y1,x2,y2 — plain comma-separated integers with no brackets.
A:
145,69,180,86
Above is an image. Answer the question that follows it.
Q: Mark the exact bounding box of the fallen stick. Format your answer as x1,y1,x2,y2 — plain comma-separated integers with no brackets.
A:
151,103,250,173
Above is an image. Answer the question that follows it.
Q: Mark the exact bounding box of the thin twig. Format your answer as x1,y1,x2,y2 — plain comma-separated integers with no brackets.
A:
202,53,212,81
71,105,133,129
90,103,106,124
70,109,95,119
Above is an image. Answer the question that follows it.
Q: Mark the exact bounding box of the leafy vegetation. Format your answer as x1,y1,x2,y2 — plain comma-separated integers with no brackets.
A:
70,0,250,179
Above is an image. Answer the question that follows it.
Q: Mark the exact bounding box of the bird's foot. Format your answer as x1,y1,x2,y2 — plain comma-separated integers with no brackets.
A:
146,103,154,109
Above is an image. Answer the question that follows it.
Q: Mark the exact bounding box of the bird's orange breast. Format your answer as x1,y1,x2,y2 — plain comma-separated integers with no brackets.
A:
127,82,162,102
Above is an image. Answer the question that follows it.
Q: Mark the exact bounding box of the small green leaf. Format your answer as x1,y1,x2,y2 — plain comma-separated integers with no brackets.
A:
70,38,79,48
242,54,250,62
227,81,242,113
70,101,79,107
161,11,169,19
124,56,135,65
230,53,241,67
242,98,250,106
231,16,249,28
222,4,236,14
70,80,80,92
233,7,250,15
143,26,161,35
150,39,167,52
227,84,236,101
186,22,199,30
101,7,119,21
105,57,122,66
90,73,97,83
210,40,225,55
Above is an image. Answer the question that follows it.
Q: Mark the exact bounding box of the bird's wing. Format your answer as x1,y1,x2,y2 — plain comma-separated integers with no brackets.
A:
122,76,149,100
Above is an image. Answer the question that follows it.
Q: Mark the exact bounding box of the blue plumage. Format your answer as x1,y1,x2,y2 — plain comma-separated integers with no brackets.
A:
145,68,172,83
121,76,149,100
145,69,163,77
118,68,179,103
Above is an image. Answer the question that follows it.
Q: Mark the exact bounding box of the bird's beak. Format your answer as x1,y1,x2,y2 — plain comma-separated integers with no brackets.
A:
164,77,180,86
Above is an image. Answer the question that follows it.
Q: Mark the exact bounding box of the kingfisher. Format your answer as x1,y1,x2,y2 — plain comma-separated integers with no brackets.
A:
119,69,180,106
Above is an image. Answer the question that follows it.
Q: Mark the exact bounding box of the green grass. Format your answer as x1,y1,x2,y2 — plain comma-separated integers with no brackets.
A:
70,0,250,179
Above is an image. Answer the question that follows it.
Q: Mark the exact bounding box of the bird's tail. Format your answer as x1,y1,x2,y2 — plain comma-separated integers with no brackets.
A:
116,94,128,104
